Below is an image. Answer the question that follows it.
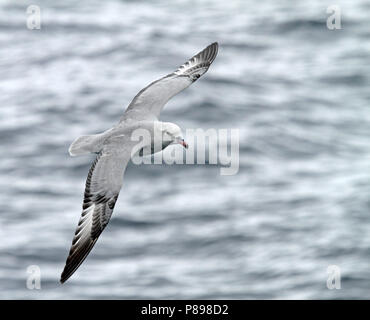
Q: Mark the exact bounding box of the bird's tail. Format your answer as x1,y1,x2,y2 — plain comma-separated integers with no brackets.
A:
68,134,102,156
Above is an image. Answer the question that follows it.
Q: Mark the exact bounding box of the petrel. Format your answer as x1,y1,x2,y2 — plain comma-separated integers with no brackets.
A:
60,42,219,283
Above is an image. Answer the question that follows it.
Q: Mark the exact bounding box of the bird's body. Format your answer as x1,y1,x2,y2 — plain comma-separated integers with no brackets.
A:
60,42,218,283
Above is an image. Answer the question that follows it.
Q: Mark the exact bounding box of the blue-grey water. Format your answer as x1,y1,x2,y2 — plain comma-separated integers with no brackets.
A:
1,0,370,299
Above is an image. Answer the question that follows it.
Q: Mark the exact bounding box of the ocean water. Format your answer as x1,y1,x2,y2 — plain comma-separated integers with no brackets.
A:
1,0,370,299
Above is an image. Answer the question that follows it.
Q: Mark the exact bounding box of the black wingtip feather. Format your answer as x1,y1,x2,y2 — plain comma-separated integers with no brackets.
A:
60,238,98,284
174,42,219,78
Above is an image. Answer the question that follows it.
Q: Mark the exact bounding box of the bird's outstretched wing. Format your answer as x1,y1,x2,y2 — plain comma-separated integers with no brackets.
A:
60,148,131,283
121,42,218,121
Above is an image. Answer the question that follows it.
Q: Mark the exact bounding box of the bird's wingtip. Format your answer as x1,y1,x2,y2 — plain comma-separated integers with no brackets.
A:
209,42,219,49
60,273,67,284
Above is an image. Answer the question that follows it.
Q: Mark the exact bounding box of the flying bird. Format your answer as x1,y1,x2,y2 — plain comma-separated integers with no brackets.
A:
60,42,219,283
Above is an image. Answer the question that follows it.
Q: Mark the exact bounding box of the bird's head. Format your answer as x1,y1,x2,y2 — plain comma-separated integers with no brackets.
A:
161,122,188,149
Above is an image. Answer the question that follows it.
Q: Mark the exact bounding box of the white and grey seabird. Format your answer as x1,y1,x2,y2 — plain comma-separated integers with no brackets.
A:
60,42,219,283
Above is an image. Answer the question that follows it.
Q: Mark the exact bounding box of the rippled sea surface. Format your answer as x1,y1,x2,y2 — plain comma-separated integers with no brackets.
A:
1,0,370,299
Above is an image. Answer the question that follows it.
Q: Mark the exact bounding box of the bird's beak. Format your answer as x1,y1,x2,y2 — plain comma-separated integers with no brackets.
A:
179,139,188,149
